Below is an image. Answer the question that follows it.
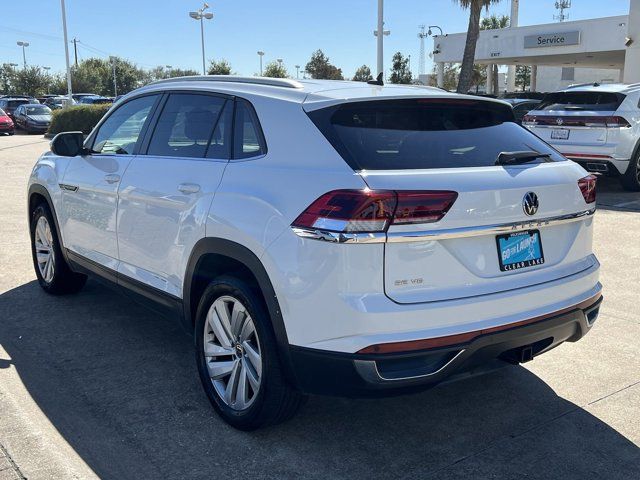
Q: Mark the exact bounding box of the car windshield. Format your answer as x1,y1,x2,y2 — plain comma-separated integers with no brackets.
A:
26,106,52,115
537,91,624,111
308,99,565,170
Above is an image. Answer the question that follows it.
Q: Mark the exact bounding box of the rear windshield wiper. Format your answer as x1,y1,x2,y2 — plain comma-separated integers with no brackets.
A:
495,151,552,166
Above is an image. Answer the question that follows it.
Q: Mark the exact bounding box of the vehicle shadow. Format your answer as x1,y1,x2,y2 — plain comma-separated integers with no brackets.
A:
0,280,638,480
596,176,640,212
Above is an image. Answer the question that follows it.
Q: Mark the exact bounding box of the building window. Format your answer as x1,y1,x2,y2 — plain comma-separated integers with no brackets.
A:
561,67,575,81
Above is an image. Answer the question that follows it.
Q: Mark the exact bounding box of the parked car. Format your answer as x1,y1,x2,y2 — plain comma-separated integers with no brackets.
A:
523,83,640,191
0,98,34,120
503,98,542,124
0,108,14,135
43,96,75,110
77,95,113,105
72,93,97,102
14,104,52,133
28,77,602,430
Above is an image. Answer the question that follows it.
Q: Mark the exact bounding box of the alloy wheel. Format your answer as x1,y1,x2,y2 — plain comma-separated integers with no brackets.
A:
203,295,262,410
34,216,55,283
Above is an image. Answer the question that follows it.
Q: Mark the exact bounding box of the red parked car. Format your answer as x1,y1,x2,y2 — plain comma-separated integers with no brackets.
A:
0,108,14,135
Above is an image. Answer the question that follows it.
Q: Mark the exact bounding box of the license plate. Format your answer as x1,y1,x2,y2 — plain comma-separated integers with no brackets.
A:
496,230,545,272
551,128,570,140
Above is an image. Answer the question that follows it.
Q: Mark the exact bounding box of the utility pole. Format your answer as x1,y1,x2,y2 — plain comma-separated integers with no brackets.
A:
373,0,390,78
60,0,73,105
72,37,78,67
110,56,117,97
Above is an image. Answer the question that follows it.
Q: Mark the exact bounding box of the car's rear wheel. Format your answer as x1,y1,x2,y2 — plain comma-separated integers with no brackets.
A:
195,276,305,430
30,203,87,294
621,153,640,191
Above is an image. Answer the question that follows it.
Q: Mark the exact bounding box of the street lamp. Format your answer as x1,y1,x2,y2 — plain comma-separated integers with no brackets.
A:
295,65,300,79
17,41,29,69
43,66,51,94
257,51,265,75
109,56,118,97
427,25,443,36
189,3,214,75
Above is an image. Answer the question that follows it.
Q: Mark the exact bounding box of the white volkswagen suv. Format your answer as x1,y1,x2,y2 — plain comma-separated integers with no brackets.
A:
28,77,602,430
523,83,640,191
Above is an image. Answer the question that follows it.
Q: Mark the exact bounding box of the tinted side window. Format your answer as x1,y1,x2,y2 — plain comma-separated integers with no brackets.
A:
233,99,266,159
147,93,226,159
92,95,157,155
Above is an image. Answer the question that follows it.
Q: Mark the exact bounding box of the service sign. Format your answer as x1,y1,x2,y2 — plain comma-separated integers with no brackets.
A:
524,31,581,48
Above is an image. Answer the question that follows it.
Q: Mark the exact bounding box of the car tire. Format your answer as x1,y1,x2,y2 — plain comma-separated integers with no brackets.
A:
8,131,14,136
621,153,640,192
30,202,87,294
195,275,306,430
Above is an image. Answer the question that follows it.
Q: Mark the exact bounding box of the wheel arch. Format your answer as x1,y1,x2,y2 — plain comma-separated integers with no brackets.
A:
183,237,298,386
27,184,70,264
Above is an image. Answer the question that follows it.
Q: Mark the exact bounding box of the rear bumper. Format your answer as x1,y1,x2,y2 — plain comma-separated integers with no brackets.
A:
289,293,602,397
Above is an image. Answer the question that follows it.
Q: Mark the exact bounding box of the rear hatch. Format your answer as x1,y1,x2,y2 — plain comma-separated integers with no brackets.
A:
523,91,628,152
306,97,596,304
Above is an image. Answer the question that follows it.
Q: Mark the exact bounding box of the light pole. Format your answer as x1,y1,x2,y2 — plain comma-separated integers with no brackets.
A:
257,51,265,75
43,66,51,94
109,56,117,97
295,65,300,79
373,0,390,78
60,0,73,105
189,3,214,75
17,41,29,69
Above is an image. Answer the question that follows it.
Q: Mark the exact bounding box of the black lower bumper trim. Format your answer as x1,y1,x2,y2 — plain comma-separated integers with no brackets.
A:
289,296,602,398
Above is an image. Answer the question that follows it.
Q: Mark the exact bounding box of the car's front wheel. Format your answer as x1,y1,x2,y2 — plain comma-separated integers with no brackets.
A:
30,203,87,294
621,153,640,191
195,276,305,430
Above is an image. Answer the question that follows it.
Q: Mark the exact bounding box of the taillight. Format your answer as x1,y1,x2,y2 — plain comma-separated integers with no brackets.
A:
292,190,458,233
605,116,631,128
578,175,597,204
522,114,536,126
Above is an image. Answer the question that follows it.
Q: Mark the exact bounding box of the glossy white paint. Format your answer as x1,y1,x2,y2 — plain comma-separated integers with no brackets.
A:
525,84,640,175
117,156,226,297
59,153,134,270
29,77,601,356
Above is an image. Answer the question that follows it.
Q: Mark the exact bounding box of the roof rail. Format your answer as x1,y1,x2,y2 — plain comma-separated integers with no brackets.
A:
150,75,304,89
566,82,601,89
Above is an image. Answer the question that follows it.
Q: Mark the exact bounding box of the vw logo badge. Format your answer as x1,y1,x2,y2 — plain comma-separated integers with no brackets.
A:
523,192,539,216
556,117,564,126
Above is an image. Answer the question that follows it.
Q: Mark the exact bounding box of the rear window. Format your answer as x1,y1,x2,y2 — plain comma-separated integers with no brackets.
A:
307,99,565,170
538,91,624,111
7,100,28,109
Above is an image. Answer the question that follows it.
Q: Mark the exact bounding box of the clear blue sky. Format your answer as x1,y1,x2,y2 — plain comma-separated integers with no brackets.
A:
0,0,631,78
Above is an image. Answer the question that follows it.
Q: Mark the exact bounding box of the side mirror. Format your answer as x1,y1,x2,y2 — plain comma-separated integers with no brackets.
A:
50,131,85,157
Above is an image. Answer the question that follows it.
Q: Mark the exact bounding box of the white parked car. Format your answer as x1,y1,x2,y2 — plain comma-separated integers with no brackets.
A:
28,76,602,430
523,83,640,191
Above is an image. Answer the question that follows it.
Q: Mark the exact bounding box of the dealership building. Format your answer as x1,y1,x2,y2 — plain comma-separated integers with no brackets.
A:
430,0,640,93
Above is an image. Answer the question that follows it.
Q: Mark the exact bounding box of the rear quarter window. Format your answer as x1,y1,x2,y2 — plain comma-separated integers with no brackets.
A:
307,99,565,170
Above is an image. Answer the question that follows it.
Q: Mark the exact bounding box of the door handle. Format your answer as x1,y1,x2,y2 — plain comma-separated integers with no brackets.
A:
177,183,201,194
104,174,121,184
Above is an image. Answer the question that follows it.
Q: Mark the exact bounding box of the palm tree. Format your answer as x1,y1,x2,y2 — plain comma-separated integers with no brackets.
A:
455,0,502,94
481,14,510,94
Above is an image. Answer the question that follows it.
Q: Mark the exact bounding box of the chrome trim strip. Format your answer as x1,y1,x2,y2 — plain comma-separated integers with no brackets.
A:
291,209,595,244
291,228,386,244
353,349,466,383
386,208,595,243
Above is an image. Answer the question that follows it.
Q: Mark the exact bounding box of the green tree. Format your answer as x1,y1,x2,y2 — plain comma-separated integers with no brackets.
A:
305,50,343,80
389,52,412,84
13,66,51,97
0,64,18,95
454,0,502,93
515,65,531,91
352,65,373,82
263,61,287,78
480,14,509,94
207,59,232,75
429,63,459,91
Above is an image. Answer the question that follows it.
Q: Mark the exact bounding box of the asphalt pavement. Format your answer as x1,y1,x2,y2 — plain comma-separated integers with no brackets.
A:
0,132,639,479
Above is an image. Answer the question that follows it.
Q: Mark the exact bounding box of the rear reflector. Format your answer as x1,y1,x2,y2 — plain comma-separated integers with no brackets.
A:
292,190,458,233
578,175,597,204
